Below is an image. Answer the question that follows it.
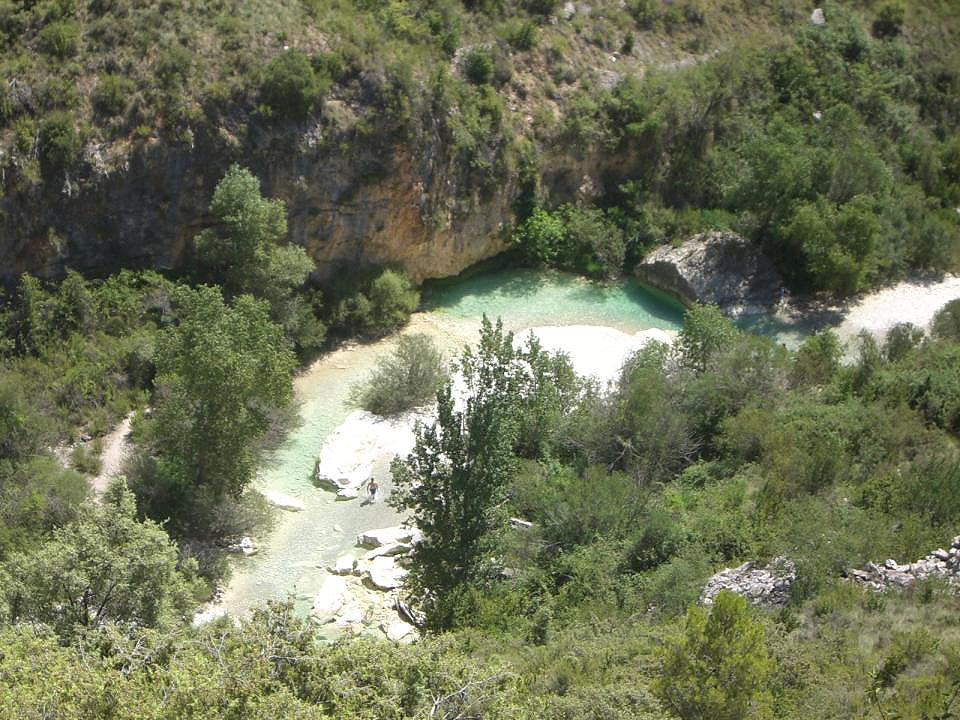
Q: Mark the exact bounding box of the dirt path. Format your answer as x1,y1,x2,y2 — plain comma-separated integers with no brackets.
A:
91,411,134,496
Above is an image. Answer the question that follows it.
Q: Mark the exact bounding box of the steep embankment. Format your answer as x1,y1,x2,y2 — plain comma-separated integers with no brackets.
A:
0,1,873,284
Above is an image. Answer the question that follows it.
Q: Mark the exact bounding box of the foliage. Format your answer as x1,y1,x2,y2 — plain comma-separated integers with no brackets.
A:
260,49,329,121
464,48,494,85
37,111,80,173
92,74,134,117
0,480,198,640
655,592,773,720
390,317,524,629
931,298,960,342
151,285,297,499
330,267,419,337
195,165,322,355
351,333,448,416
676,303,737,373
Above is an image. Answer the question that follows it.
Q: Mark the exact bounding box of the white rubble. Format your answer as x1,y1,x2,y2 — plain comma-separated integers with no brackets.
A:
701,557,796,606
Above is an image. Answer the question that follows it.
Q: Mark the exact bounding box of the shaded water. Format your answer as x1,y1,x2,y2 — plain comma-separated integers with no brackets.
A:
218,269,685,617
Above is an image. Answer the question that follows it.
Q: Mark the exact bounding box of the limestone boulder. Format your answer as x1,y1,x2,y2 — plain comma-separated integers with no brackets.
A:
635,231,784,316
312,576,348,619
358,526,418,548
367,556,408,591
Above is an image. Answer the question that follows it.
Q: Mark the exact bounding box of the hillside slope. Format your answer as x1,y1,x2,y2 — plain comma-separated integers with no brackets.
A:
1,0,958,288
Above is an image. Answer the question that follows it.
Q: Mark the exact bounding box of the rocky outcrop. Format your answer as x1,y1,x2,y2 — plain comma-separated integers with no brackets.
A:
849,536,960,591
635,231,784,316
701,556,796,606
0,78,639,288
357,525,419,548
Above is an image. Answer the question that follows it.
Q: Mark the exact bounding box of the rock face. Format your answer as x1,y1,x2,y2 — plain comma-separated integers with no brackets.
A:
635,231,784,316
701,556,796,606
0,89,637,288
849,535,960,591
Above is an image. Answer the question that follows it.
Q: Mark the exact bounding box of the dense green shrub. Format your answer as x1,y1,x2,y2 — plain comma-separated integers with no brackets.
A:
656,592,773,720
873,2,905,39
38,20,80,58
260,49,328,121
463,48,494,85
931,298,960,342
37,112,80,173
350,333,448,416
92,74,134,117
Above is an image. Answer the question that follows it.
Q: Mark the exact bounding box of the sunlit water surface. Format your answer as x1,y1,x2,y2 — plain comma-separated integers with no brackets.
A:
219,269,685,617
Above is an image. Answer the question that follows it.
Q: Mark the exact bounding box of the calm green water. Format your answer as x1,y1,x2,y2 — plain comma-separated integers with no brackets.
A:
218,269,685,617
426,268,685,334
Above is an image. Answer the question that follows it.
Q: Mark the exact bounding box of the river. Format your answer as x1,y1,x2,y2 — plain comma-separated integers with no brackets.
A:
216,268,685,620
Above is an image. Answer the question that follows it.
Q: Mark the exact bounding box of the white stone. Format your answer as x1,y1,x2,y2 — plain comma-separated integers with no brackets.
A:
363,543,412,561
262,490,307,512
509,517,534,530
368,556,408,591
336,487,359,500
333,602,365,627
358,526,416,548
332,554,356,575
811,8,826,25
385,621,416,642
312,576,348,618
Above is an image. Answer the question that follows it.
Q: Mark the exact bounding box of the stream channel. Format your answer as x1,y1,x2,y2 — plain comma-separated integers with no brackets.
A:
216,268,709,627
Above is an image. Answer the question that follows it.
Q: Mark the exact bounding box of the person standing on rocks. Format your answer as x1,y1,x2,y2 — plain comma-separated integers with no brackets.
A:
365,477,379,504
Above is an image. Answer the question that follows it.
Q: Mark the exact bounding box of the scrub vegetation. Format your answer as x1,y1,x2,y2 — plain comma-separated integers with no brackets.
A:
0,1,959,718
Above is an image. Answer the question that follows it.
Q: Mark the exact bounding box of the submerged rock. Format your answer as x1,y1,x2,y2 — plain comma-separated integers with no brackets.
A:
635,231,784,317
262,490,307,512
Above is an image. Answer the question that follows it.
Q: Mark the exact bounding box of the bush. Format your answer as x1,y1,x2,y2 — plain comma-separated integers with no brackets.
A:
463,48,494,86
883,322,924,361
260,49,328,121
873,2,905,39
512,207,567,265
156,46,193,88
931,298,960,342
92,74,133,117
366,269,419,335
655,592,773,719
38,20,80,58
350,333,447,416
37,112,80,173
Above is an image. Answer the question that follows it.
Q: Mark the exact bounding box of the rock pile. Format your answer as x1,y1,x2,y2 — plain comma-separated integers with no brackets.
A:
849,536,960,591
701,556,796,606
308,525,419,642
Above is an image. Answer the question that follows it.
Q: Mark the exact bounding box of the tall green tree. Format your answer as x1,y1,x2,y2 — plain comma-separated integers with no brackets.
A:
195,165,323,354
676,303,738,373
153,285,297,498
390,317,524,629
0,481,197,640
